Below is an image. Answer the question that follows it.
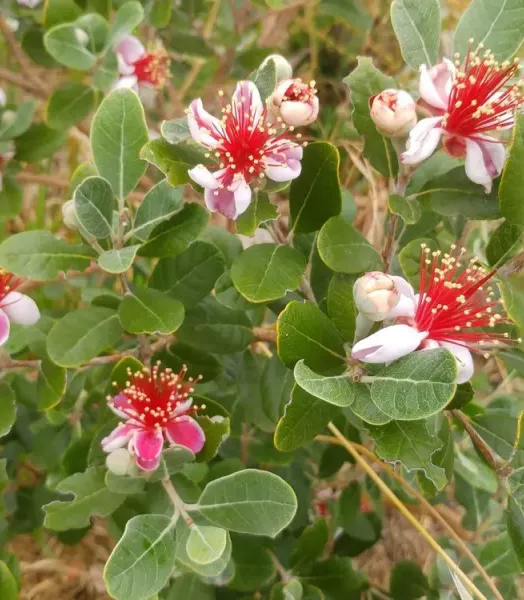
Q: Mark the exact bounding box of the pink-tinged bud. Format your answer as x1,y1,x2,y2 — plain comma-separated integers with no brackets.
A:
369,89,417,137
268,78,319,127
260,54,293,82
353,272,400,321
106,448,133,476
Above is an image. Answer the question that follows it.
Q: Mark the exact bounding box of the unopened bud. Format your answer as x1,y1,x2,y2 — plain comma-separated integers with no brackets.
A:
62,200,79,230
106,448,133,476
369,89,417,137
267,78,319,127
0,89,5,108
260,54,293,82
1,110,15,127
74,27,89,46
353,272,400,321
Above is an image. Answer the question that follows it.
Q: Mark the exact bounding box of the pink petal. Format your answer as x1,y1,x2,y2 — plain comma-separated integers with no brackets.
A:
418,60,454,111
2,291,40,326
116,35,145,66
188,165,220,189
351,324,428,364
102,423,136,452
0,309,10,346
232,81,263,126
402,117,443,165
465,136,505,193
204,178,252,219
165,416,205,454
265,145,303,182
440,341,474,384
109,392,132,419
173,398,193,416
187,99,223,148
131,429,164,471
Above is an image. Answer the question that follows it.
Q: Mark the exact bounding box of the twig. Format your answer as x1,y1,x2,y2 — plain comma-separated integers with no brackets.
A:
252,326,277,344
162,477,193,525
316,434,503,600
381,213,398,273
327,423,489,600
0,67,46,97
451,410,511,476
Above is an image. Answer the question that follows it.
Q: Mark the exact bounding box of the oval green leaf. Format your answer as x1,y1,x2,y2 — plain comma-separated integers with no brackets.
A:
118,288,185,334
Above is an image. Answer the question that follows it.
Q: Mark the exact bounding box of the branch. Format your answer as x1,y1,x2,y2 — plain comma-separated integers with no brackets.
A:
252,326,277,344
327,423,490,600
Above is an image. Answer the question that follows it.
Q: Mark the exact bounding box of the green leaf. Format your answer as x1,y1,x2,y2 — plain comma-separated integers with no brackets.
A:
76,13,109,53
166,574,214,599
46,83,96,129
228,536,276,592
472,411,524,468
161,116,191,145
275,385,340,452
22,26,59,67
118,289,185,335
106,1,145,49
105,471,145,495
44,466,125,530
327,274,357,342
389,560,430,599
44,0,82,28
14,123,67,162
44,23,96,70
37,357,66,410
290,518,329,568
195,469,297,537
398,237,438,285
507,466,524,508
388,194,422,225
289,142,342,234
177,297,253,354
0,102,35,141
98,245,141,274
446,381,474,410
317,216,382,273
249,58,277,101
368,419,447,490
0,382,16,438
486,221,523,267
0,231,93,280
301,557,365,600
93,50,119,90
506,495,524,569
74,176,114,239
498,275,524,334
277,301,345,372
236,192,278,236
139,203,209,258
0,561,17,600
294,360,356,407
231,244,306,303
194,415,230,462
47,306,123,367
344,57,398,178
150,241,225,306
390,0,440,69
104,514,176,600
155,342,223,381
411,166,500,219
169,31,215,58
369,348,457,420
455,474,490,530
131,180,183,242
140,138,196,187
500,113,524,224
186,525,227,565
454,450,498,493
350,382,392,425
454,0,524,61
91,88,148,199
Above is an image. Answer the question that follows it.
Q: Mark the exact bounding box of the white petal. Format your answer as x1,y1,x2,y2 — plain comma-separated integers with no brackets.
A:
440,342,474,384
0,309,10,346
265,145,303,182
418,61,454,110
465,137,505,193
351,324,428,364
233,81,263,125
116,35,145,65
385,294,417,319
187,99,223,148
0,89,5,108
188,165,220,189
113,76,138,91
231,178,252,217
354,312,374,343
116,52,136,76
2,292,40,325
402,117,443,165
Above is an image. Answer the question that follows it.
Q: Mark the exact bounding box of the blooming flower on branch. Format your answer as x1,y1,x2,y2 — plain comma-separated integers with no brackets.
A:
187,81,305,219
351,244,518,383
268,78,319,127
369,89,417,136
115,35,170,91
0,270,40,346
402,42,524,192
102,363,205,471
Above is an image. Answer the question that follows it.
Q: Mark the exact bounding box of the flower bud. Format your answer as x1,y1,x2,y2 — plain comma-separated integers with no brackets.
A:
268,79,319,127
62,200,79,230
353,272,400,321
369,89,417,137
106,448,133,476
74,27,89,46
260,54,293,82
1,110,15,127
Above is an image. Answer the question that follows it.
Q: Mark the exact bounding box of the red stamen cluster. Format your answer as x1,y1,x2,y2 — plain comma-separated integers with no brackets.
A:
413,244,518,354
0,269,20,305
443,40,524,138
133,49,170,88
108,363,203,431
190,86,305,188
